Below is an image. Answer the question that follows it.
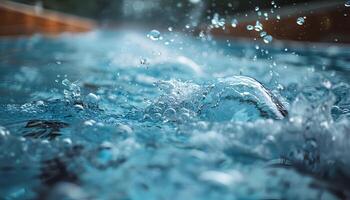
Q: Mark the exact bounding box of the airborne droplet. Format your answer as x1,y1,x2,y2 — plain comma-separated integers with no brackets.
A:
147,30,161,41
297,17,305,25
246,25,254,31
263,35,273,44
231,19,238,28
345,1,350,7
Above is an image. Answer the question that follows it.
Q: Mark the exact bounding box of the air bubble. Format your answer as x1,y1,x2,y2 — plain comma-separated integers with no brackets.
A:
86,93,100,104
84,119,96,126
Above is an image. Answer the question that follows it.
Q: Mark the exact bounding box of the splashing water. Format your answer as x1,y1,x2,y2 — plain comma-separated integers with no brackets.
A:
0,30,350,200
211,13,226,28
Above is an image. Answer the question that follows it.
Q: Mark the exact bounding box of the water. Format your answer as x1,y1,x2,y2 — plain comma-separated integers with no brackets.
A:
297,17,306,26
345,1,350,7
189,0,201,4
0,30,350,199
263,35,273,44
246,25,254,31
211,13,225,28
147,30,161,41
254,21,263,32
231,19,238,28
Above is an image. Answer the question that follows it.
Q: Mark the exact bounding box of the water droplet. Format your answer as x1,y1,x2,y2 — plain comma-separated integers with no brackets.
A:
211,13,225,28
147,30,161,41
84,119,96,126
34,100,43,106
254,21,263,32
63,138,72,145
260,31,267,37
199,31,205,38
189,0,201,4
246,25,254,31
297,17,305,25
263,35,273,44
231,19,238,28
140,58,148,65
345,1,350,7
323,80,332,89
255,7,260,11
168,27,173,32
62,79,70,86
0,126,10,136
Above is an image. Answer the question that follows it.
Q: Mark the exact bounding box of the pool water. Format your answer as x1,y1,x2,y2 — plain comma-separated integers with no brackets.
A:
0,30,350,199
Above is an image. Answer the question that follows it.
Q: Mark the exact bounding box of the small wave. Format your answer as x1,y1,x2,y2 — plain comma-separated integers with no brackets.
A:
146,76,287,123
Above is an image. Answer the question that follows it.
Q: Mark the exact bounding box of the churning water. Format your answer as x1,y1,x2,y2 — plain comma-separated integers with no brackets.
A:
0,30,350,199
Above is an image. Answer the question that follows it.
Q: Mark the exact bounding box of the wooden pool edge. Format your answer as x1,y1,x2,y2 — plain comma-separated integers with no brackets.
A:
0,0,96,36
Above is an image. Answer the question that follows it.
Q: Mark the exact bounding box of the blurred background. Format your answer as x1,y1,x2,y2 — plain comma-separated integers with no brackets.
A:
8,0,338,22
0,0,349,43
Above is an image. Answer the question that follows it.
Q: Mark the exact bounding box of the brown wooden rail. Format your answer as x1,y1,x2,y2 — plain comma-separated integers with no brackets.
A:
0,0,349,43
0,0,96,36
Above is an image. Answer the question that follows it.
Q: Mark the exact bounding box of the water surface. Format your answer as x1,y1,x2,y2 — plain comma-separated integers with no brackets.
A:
0,30,350,199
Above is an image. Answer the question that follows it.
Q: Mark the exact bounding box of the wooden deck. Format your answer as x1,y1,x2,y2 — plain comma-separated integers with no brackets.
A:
0,0,96,36
0,0,349,43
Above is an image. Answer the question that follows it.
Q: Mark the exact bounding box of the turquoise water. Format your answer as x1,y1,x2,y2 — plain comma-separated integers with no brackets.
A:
0,30,350,199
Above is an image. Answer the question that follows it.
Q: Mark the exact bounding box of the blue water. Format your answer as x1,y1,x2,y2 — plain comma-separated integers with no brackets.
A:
0,30,350,199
